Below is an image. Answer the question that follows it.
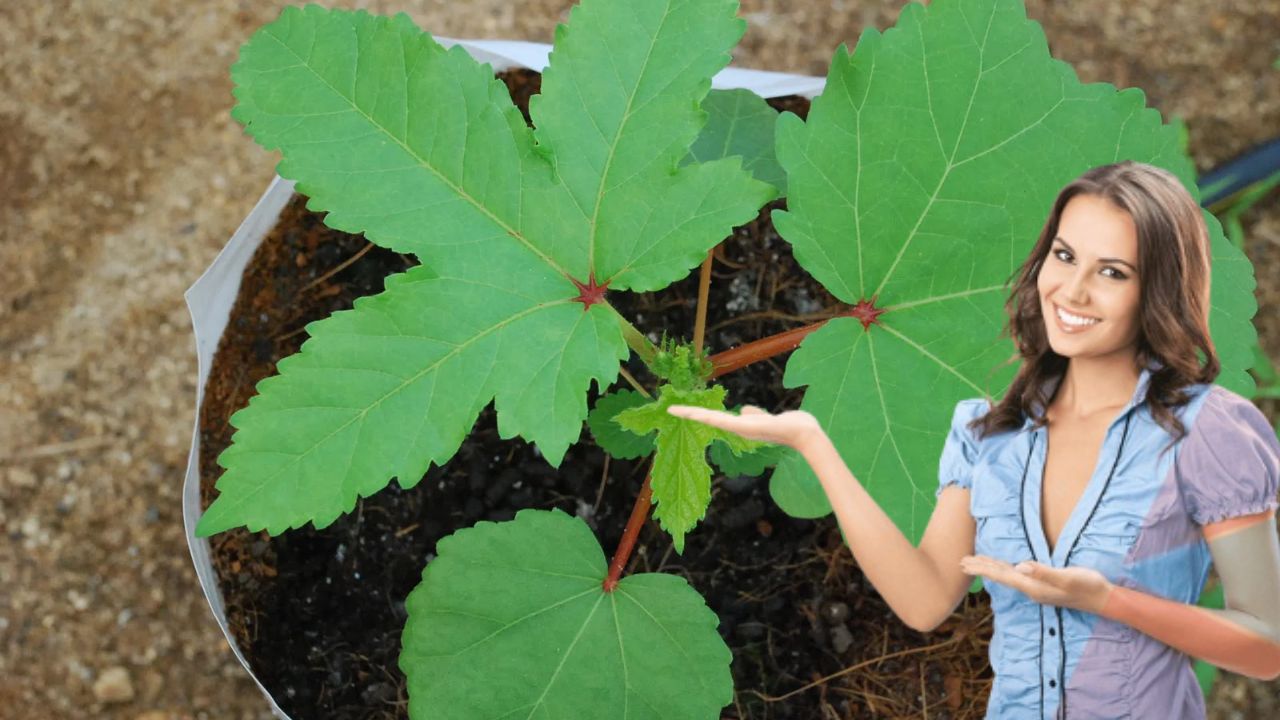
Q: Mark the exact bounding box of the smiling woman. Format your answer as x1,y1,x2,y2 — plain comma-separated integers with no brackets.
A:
671,160,1280,719
948,162,1280,718
982,161,1219,447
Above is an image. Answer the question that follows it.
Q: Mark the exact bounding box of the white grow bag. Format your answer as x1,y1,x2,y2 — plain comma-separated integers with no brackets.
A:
183,37,825,718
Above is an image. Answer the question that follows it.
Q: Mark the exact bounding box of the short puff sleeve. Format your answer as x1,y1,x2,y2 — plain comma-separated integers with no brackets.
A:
1176,387,1280,526
935,398,990,499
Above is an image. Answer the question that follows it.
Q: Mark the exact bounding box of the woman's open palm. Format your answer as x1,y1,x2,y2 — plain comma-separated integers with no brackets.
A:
666,404,823,451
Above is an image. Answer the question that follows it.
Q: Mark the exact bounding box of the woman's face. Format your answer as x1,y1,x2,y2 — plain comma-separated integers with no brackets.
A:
1036,193,1142,361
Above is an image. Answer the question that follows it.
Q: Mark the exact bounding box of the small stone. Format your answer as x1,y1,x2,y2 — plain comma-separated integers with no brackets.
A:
93,666,135,703
829,624,854,653
820,600,850,625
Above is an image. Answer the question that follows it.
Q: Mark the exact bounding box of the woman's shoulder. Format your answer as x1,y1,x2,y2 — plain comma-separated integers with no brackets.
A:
951,395,1024,442
936,397,995,495
953,396,993,419
1169,382,1275,460
1186,383,1271,434
948,397,995,438
1174,383,1280,526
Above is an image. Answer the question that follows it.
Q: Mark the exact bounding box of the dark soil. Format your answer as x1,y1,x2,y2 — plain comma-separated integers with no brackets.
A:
198,69,994,720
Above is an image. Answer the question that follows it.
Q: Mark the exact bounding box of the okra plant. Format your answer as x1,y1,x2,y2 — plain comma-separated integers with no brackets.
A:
197,0,1260,716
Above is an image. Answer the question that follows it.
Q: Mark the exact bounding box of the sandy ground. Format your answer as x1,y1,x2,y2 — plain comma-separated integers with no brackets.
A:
1,0,1277,718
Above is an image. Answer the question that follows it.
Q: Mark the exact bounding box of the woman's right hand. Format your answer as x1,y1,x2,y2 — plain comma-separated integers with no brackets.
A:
665,404,824,452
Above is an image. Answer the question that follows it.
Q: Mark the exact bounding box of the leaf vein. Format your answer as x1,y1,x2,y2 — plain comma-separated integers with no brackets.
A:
524,593,607,719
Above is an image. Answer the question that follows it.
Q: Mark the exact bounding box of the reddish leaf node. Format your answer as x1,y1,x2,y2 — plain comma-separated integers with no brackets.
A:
846,296,887,331
570,270,611,312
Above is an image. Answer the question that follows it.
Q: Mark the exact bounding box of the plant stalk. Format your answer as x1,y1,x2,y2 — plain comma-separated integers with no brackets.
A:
692,249,714,359
617,365,652,398
602,470,653,592
706,318,834,378
608,303,659,367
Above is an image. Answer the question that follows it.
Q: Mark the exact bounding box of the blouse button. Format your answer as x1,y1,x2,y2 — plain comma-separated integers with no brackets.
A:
1048,679,1057,688
1048,627,1056,636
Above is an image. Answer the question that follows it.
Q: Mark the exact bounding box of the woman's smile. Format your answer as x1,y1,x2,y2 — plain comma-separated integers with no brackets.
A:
1052,302,1101,333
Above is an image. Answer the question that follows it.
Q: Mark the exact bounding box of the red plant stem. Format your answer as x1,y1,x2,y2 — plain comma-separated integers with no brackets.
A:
602,471,653,592
706,319,834,379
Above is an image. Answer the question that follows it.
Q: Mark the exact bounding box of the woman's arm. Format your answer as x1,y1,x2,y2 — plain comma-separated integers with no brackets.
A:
1098,510,1280,680
798,431,976,632
664,402,978,633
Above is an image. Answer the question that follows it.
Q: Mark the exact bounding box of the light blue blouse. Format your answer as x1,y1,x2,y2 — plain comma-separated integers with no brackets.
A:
936,362,1280,719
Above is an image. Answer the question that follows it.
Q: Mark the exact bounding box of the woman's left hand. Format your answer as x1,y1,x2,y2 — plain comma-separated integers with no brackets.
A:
960,555,1114,614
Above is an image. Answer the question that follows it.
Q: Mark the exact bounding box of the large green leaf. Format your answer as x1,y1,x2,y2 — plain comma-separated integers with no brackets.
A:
768,0,1257,544
400,509,733,719
197,1,774,535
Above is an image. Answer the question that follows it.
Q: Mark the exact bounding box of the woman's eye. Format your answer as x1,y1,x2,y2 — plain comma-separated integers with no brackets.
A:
1054,249,1127,280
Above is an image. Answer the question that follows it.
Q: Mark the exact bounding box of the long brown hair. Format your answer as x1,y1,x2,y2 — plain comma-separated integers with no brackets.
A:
970,160,1218,444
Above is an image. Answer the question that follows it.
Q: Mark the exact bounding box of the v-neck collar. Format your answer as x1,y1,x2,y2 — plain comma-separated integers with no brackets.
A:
1020,359,1157,566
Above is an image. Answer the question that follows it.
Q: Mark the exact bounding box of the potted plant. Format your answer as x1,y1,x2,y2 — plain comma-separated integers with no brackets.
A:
186,0,1260,717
